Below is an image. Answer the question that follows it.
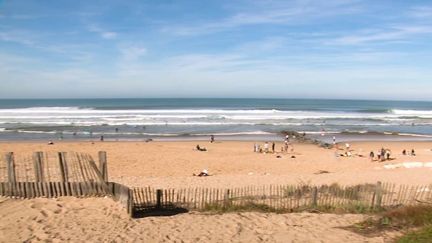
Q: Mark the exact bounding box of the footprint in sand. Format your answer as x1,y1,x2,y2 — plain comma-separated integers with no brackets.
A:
29,202,45,210
40,210,48,218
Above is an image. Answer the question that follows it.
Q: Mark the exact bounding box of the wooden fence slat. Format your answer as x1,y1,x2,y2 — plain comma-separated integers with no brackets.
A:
98,151,108,182
58,152,69,183
6,152,16,184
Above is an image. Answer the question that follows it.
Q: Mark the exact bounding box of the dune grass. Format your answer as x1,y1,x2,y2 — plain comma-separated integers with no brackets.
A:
350,205,432,242
398,226,432,243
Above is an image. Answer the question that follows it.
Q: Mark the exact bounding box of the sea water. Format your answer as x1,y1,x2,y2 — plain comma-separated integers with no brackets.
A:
0,98,431,141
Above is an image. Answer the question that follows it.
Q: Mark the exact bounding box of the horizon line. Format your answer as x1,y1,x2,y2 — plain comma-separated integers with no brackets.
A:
0,97,431,102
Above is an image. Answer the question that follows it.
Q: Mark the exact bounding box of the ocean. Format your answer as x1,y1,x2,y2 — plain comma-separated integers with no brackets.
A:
0,98,432,142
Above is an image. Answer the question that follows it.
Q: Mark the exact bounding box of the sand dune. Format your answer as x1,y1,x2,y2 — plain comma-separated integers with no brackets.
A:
0,197,396,243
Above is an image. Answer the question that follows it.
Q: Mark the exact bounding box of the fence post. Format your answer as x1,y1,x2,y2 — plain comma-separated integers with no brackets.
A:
58,152,68,182
156,189,163,209
33,152,44,182
127,188,133,217
224,189,231,207
311,186,318,207
375,181,383,209
6,152,16,183
98,151,108,182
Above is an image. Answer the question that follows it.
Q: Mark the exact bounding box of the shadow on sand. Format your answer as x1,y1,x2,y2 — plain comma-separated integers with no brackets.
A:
132,203,189,218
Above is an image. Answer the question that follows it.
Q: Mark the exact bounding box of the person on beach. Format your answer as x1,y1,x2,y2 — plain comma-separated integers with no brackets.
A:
48,140,54,145
272,142,275,153
210,135,214,143
386,150,391,160
402,149,407,155
284,140,289,153
332,136,336,145
411,149,416,156
380,148,386,161
100,135,104,142
369,151,374,161
194,169,209,177
196,144,207,151
253,143,258,152
264,142,269,153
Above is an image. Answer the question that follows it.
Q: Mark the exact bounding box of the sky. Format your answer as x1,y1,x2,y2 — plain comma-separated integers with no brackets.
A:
1,0,432,100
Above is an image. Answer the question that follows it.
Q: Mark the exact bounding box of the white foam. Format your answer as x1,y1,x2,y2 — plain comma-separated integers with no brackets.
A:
383,162,432,169
424,162,432,168
403,162,424,168
392,109,432,116
195,131,273,136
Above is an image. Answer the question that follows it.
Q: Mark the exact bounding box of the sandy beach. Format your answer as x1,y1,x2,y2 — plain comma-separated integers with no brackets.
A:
0,196,399,242
1,139,431,242
1,140,432,188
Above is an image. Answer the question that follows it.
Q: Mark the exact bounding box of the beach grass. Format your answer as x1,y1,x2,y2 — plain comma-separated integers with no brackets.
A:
349,205,432,241
201,201,378,214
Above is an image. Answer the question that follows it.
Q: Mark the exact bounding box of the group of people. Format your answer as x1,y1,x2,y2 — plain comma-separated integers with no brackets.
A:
253,142,275,153
254,135,294,154
402,149,416,156
368,148,417,162
369,148,392,161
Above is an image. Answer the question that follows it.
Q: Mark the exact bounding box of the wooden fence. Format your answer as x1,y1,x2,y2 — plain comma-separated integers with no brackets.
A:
0,151,108,183
2,151,432,217
0,182,109,198
0,150,134,215
131,182,432,213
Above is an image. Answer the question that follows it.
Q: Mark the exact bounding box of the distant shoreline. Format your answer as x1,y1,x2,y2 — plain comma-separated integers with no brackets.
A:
1,132,432,143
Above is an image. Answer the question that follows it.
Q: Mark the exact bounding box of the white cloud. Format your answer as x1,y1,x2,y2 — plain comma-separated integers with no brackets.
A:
119,45,147,61
162,0,362,36
88,24,117,39
0,31,35,46
408,6,432,18
328,25,432,45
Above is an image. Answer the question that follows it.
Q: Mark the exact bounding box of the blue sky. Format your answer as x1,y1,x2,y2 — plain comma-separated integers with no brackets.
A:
1,0,432,100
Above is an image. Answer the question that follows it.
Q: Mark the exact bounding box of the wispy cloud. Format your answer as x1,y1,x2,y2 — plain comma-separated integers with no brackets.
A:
408,6,432,19
87,24,117,39
0,30,35,46
119,44,147,60
235,37,286,53
328,25,432,45
162,0,362,36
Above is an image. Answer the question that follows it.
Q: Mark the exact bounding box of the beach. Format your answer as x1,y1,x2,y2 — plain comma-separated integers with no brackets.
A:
2,139,426,242
1,140,431,188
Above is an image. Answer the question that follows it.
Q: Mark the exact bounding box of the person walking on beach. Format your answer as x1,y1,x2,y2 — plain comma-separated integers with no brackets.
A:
284,140,289,153
210,135,214,143
272,142,275,153
369,151,374,161
380,148,386,161
264,142,269,153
